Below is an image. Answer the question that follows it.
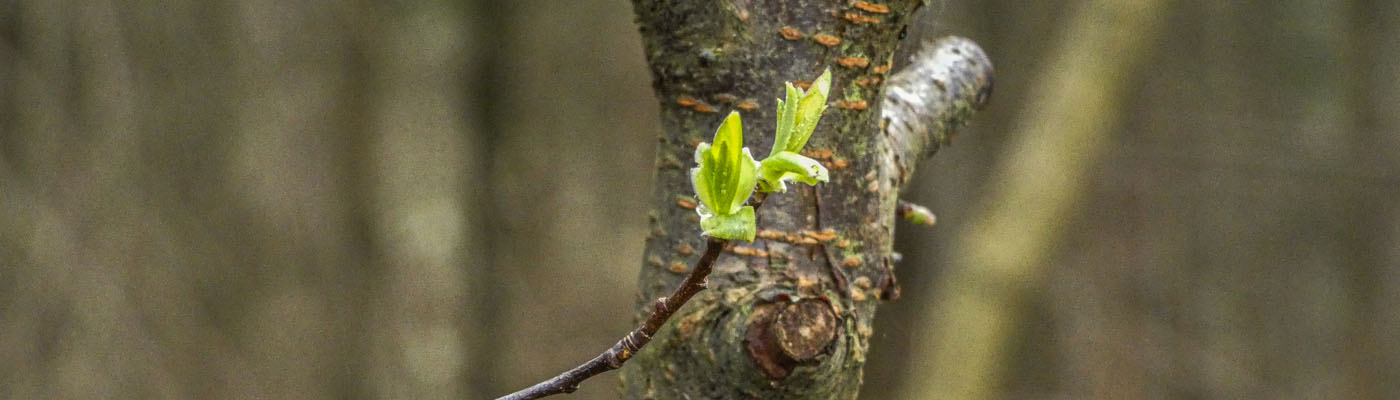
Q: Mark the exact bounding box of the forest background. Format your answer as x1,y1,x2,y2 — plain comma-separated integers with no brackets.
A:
2,0,1397,398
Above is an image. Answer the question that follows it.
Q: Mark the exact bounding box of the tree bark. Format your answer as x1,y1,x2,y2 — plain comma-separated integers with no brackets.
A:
622,1,991,398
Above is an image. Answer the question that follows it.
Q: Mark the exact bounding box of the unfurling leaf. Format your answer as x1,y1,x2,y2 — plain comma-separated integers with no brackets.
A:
759,69,833,193
757,151,829,193
772,83,802,156
689,69,838,240
771,68,832,157
691,111,759,241
790,69,831,152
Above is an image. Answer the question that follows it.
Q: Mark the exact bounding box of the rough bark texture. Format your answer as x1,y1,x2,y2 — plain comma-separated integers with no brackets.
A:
622,1,992,398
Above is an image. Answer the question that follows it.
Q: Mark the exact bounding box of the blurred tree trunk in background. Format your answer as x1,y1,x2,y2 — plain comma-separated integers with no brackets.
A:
465,1,660,398
0,0,481,398
0,0,658,398
862,0,1400,398
896,1,1170,398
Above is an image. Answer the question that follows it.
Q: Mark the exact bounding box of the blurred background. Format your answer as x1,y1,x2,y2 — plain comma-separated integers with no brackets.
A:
1,0,1396,399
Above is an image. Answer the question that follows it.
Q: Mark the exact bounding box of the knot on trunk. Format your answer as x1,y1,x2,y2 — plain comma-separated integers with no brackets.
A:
743,297,839,381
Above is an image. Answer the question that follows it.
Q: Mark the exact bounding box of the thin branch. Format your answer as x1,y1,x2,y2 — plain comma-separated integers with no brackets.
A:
496,237,728,400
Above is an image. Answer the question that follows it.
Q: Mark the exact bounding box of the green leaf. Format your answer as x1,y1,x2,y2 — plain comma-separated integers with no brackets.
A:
757,151,829,193
698,205,756,242
811,67,832,98
771,83,803,157
691,111,758,216
787,68,831,154
770,68,832,156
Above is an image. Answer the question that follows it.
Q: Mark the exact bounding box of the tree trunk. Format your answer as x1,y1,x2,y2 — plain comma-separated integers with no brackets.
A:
621,1,991,398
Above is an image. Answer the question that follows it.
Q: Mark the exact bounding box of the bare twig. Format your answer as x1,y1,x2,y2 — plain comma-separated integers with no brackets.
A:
496,237,728,400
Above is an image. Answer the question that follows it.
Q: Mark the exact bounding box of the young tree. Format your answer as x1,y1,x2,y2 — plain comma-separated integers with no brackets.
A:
501,1,992,398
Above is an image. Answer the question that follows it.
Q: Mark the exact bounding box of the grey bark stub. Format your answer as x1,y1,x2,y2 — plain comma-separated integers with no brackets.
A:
623,1,992,398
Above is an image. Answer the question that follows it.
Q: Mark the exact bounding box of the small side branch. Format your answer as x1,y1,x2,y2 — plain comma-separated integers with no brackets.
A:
496,237,728,400
883,36,995,165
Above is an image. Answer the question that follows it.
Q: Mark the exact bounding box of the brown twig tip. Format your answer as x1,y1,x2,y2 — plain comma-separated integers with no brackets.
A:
495,237,727,400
